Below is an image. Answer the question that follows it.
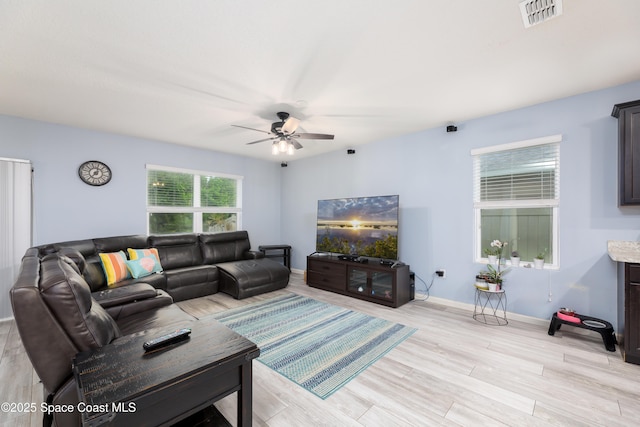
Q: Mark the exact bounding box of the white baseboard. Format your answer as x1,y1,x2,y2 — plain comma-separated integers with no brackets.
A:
294,269,549,327
414,295,551,327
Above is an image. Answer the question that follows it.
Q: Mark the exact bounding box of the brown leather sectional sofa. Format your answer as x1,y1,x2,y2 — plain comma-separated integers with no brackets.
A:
10,230,289,426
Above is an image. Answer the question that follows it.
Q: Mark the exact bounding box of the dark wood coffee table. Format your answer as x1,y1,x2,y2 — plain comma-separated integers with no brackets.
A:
73,317,259,427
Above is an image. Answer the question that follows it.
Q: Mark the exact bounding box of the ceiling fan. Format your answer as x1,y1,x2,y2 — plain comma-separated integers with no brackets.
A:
232,112,334,155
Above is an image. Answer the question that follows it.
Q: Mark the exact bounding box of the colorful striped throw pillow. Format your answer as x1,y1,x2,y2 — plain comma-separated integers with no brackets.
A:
98,251,131,287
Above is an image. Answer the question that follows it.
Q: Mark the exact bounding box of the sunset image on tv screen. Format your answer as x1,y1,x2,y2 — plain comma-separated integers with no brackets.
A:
316,195,398,259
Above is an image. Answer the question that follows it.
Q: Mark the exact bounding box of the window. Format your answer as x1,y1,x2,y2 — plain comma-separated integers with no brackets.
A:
146,165,242,234
472,135,560,268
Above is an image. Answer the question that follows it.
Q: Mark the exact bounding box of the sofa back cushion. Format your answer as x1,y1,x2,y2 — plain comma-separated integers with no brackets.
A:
37,239,106,291
94,235,149,253
39,254,121,349
199,231,251,264
47,239,97,257
10,254,120,394
148,234,203,269
56,247,87,273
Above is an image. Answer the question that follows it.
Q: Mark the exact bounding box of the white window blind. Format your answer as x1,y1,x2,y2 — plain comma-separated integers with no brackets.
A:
148,169,193,207
200,175,238,208
473,140,560,206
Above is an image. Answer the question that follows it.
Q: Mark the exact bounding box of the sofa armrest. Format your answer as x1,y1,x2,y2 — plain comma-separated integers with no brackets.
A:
243,251,264,260
106,290,173,320
92,283,160,308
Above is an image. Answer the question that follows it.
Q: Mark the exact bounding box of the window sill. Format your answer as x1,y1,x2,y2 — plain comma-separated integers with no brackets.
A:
476,259,559,270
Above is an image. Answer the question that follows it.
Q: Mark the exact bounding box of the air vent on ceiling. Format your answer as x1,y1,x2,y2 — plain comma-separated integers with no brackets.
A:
519,0,563,28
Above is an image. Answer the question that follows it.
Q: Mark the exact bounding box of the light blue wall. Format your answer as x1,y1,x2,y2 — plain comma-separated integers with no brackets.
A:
281,80,640,327
3,81,640,327
0,115,282,248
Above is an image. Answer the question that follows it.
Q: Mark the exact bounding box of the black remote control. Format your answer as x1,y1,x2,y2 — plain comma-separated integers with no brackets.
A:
143,328,191,351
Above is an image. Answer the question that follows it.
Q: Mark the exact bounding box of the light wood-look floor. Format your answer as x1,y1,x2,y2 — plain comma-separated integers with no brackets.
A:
2,272,639,426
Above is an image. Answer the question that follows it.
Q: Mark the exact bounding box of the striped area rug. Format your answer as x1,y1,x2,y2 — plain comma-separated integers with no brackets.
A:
214,293,416,399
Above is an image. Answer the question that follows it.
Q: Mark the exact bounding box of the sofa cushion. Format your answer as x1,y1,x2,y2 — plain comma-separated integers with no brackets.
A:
216,258,289,299
199,231,252,264
11,255,81,395
103,290,174,320
41,239,107,291
94,235,149,253
39,254,121,351
92,283,160,308
54,247,86,272
149,234,203,270
39,239,101,291
51,239,97,258
110,272,167,291
163,265,219,302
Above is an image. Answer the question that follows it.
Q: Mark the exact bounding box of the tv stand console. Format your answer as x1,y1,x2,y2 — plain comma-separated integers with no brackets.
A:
306,255,412,308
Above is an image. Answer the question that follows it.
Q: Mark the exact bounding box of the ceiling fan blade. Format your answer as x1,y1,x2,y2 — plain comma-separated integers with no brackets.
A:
292,140,303,150
281,116,300,134
232,124,272,135
294,133,335,140
246,137,275,145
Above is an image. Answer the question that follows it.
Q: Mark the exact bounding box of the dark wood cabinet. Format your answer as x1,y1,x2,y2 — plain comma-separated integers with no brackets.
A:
306,255,411,308
307,256,346,292
623,263,640,364
612,100,640,205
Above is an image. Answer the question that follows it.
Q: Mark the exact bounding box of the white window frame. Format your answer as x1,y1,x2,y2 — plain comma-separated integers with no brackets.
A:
146,164,243,233
471,135,561,269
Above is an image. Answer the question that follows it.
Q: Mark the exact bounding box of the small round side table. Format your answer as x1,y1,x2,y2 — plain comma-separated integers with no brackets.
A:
473,288,508,326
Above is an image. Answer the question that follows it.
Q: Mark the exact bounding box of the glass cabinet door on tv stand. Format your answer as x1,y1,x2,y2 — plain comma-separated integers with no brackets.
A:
347,268,395,302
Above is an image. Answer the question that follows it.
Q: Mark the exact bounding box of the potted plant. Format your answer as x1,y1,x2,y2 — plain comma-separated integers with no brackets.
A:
479,264,510,291
484,248,498,264
534,249,546,269
475,273,490,290
511,250,520,267
484,240,508,265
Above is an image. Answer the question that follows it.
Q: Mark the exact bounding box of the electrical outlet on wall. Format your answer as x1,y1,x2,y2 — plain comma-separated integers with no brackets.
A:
436,269,446,278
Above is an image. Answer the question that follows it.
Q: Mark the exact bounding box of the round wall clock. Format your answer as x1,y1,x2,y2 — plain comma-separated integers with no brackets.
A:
78,160,112,186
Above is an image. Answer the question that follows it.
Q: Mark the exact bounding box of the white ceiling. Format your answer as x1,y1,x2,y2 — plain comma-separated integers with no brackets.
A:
1,0,639,161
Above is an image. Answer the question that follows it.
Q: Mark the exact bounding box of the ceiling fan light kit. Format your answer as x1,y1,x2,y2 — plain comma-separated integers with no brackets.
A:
278,138,288,153
233,111,334,156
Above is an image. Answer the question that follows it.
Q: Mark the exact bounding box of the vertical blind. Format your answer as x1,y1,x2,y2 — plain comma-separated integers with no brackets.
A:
0,158,32,319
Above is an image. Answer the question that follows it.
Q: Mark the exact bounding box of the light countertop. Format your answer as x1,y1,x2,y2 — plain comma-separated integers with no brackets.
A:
608,240,640,263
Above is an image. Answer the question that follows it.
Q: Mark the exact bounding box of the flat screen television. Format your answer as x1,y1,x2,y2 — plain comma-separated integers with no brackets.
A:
315,195,399,260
